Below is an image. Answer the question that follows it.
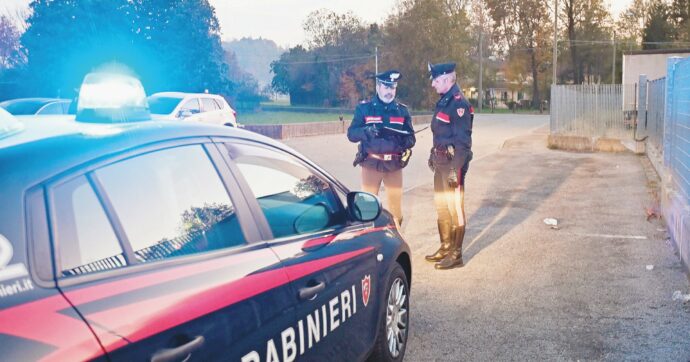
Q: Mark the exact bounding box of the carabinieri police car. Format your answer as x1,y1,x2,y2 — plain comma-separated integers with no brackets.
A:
0,71,412,361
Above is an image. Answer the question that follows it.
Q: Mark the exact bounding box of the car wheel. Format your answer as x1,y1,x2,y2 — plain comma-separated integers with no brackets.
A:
368,263,409,362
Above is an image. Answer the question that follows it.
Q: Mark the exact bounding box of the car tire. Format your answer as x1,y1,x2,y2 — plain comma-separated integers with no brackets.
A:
367,263,409,362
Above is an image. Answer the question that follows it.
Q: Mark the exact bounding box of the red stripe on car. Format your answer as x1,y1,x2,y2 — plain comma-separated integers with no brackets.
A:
84,247,374,349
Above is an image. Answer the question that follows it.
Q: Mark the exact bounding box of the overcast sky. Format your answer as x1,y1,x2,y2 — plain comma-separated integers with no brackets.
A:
2,0,633,47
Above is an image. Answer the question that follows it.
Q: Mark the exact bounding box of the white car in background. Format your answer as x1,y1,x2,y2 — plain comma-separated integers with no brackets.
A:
147,92,238,127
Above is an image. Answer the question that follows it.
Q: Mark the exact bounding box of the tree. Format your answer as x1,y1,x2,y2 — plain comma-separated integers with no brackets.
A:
0,16,21,70
383,0,473,108
270,9,374,106
487,0,552,107
642,0,676,49
616,0,649,46
560,0,614,84
670,0,690,41
19,0,234,98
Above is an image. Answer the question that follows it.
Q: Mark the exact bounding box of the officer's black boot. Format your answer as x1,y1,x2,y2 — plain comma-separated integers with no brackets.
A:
435,225,465,270
425,220,452,262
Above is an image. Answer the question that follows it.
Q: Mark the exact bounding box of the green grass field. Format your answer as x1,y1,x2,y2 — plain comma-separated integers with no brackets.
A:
239,111,352,125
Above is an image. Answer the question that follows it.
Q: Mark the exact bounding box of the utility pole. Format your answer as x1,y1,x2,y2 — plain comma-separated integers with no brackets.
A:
479,28,483,113
612,32,616,83
553,0,558,84
375,46,378,74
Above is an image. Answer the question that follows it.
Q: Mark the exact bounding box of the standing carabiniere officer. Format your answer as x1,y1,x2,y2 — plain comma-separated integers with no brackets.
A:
348,70,415,226
425,62,474,270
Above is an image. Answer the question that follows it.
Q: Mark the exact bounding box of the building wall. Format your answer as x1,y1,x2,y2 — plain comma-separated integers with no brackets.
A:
622,52,690,85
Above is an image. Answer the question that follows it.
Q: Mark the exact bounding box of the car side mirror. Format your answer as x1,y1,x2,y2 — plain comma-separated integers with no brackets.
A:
294,204,331,234
347,191,381,222
178,110,193,118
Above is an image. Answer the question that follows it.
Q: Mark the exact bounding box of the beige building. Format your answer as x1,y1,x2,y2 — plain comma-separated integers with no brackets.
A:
622,49,690,85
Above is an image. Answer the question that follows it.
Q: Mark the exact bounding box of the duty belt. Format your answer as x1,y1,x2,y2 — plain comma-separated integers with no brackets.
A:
368,153,401,161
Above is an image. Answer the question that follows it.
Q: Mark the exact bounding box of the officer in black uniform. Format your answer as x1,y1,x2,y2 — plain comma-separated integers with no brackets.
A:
425,62,474,270
347,70,415,226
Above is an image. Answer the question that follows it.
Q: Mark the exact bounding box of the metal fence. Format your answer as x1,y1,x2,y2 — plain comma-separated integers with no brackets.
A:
639,77,666,153
663,56,690,270
551,84,637,139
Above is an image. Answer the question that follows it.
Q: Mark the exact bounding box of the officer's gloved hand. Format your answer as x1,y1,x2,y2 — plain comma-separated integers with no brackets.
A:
447,168,459,188
364,125,379,140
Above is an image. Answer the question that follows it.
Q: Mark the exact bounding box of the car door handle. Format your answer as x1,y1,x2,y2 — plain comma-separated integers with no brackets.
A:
299,281,326,300
150,335,205,362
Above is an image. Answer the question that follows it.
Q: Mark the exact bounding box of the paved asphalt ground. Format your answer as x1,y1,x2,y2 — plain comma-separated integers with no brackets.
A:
284,114,690,361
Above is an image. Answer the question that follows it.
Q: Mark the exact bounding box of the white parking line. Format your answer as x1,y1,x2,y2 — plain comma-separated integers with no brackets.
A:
578,233,648,240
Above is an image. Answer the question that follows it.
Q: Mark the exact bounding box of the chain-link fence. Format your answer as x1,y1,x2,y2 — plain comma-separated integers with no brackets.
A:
550,84,637,140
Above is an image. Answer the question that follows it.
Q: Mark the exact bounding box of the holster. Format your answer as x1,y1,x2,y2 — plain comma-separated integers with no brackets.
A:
353,143,368,167
400,148,412,168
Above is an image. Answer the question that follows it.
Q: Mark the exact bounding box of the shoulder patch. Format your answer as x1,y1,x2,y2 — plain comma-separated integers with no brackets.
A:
457,108,465,117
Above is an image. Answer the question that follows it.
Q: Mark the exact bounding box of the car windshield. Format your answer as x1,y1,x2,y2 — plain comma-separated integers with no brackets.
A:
147,96,183,114
0,99,48,115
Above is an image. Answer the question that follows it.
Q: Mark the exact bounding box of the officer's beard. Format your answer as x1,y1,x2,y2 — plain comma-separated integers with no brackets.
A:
377,92,395,104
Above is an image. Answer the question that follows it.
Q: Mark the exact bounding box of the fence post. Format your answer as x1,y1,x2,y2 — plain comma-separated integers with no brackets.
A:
664,58,681,167
637,74,647,139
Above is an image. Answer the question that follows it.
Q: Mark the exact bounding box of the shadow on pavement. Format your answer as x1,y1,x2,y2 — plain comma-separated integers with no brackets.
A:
463,151,583,264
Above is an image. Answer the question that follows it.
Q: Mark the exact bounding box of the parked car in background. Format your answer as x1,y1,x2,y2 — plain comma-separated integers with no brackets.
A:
0,97,72,116
147,92,238,127
0,72,411,361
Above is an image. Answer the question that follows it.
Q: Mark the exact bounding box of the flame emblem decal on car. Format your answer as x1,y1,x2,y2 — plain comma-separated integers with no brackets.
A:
361,274,371,307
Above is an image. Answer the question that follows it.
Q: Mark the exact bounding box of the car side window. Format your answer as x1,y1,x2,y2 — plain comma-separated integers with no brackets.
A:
94,145,246,263
213,99,224,109
201,98,219,111
38,102,65,115
53,176,126,276
227,143,347,239
181,99,201,114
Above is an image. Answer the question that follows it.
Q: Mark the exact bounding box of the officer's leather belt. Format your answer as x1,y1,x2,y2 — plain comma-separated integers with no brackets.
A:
432,148,449,156
368,153,401,161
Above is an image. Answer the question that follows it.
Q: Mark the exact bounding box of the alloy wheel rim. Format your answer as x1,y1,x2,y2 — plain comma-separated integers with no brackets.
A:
385,277,408,358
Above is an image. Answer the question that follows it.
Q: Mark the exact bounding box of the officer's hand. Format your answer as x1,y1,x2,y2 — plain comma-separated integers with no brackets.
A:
447,168,459,188
428,156,435,173
364,125,379,140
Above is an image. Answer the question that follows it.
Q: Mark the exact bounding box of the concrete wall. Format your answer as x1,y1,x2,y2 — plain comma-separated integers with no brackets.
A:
243,115,432,140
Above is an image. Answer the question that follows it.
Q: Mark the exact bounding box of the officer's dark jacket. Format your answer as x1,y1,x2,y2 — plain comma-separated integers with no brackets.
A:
431,84,474,169
347,96,415,172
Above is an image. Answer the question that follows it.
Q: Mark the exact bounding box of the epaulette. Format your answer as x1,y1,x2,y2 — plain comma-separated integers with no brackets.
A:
359,100,368,104
453,94,463,100
397,101,408,108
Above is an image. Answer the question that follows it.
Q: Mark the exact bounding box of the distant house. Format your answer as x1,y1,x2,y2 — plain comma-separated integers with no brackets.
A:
472,71,531,109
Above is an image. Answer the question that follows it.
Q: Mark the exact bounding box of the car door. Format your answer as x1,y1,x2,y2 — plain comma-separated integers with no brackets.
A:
179,98,202,122
45,141,298,361
200,97,223,126
219,140,381,361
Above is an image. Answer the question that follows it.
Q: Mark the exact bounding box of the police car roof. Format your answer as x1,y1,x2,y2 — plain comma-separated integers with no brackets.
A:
149,92,222,99
0,117,285,188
